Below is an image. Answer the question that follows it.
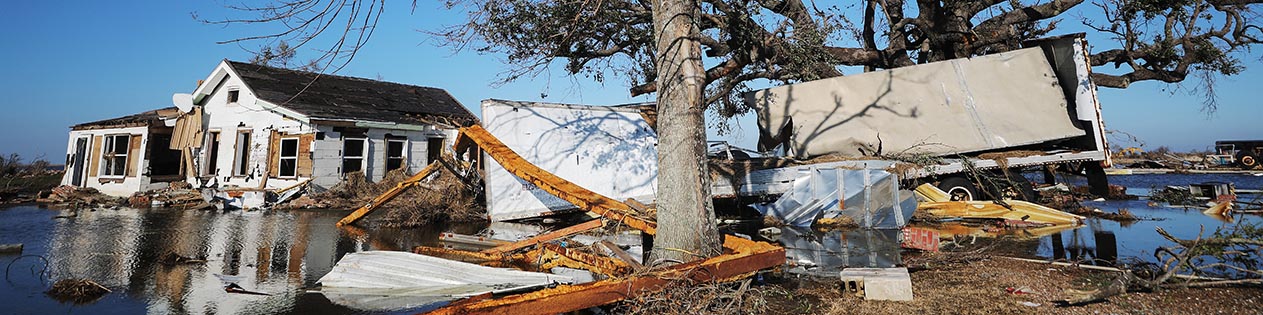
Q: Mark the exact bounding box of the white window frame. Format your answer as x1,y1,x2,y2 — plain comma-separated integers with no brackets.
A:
341,137,367,174
232,130,252,177
277,137,299,178
386,137,408,171
227,88,240,104
100,134,130,178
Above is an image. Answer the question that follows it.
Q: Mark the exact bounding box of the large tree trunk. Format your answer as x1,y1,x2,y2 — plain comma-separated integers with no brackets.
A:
650,0,723,263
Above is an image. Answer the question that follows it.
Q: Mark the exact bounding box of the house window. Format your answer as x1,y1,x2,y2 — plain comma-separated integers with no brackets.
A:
233,131,251,176
342,137,366,174
227,90,240,103
101,134,130,177
386,137,406,171
204,131,221,176
278,138,298,178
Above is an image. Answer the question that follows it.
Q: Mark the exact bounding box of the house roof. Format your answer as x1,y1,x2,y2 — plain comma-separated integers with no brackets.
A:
72,107,181,130
224,61,478,128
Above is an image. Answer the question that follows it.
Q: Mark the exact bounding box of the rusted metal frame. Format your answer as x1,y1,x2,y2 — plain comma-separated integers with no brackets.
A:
458,125,658,235
481,219,605,255
336,161,442,227
426,235,785,315
528,243,633,276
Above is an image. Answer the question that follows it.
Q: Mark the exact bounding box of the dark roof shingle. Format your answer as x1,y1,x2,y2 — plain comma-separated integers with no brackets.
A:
72,107,179,130
226,61,478,128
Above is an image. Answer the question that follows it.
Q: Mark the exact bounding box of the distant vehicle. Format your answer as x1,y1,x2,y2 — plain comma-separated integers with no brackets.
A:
1207,140,1263,170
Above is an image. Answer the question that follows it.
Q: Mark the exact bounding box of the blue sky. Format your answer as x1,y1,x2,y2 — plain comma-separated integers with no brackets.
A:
0,1,1259,163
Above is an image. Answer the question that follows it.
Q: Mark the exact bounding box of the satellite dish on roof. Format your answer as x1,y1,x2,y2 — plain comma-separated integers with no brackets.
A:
173,93,194,113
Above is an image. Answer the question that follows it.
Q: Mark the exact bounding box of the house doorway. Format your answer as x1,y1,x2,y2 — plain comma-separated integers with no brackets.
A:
71,137,88,187
148,133,183,181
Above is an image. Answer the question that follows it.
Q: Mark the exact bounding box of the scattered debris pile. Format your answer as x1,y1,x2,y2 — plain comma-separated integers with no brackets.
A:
45,279,111,304
37,185,126,209
127,184,210,209
282,166,486,227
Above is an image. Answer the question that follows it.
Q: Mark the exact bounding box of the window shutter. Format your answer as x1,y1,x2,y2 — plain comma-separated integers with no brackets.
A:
268,131,280,177
297,133,315,177
88,135,102,177
127,134,142,177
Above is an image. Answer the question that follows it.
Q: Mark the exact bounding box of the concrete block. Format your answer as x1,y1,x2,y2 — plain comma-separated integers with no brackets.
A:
839,267,913,301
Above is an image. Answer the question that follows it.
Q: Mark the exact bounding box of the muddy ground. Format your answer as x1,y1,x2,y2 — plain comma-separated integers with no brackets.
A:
764,253,1261,315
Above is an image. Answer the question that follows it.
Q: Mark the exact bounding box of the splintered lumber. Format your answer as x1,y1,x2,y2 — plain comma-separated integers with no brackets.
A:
427,235,784,315
417,125,786,314
482,219,605,255
336,161,442,227
919,200,1085,225
0,243,22,254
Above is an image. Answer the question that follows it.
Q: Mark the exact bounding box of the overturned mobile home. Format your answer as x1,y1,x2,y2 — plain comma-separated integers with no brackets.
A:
746,34,1114,200
61,60,478,199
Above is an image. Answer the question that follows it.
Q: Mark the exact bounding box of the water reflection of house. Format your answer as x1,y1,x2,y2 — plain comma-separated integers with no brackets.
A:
60,61,478,197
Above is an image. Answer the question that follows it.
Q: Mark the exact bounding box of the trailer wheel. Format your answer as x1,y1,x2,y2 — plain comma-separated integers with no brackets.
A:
985,172,1037,201
1239,153,1259,170
937,177,979,201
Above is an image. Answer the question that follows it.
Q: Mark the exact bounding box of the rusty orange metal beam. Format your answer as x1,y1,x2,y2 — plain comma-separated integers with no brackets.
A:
426,235,784,315
337,161,442,227
458,125,657,235
529,243,633,276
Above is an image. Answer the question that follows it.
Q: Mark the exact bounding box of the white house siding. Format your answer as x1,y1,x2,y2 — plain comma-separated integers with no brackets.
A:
191,69,311,190
309,125,454,190
61,126,152,197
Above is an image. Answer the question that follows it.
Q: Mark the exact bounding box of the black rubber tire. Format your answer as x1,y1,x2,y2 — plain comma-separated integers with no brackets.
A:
937,177,979,201
985,171,1037,201
1239,153,1259,170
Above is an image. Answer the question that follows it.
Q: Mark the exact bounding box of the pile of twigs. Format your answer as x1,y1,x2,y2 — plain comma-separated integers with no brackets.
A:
46,279,111,304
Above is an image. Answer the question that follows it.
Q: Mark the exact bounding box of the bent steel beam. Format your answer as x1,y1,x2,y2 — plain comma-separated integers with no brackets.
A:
457,125,658,234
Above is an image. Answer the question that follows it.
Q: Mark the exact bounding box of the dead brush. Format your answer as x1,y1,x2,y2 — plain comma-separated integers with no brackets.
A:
46,279,111,304
613,279,769,315
375,168,486,227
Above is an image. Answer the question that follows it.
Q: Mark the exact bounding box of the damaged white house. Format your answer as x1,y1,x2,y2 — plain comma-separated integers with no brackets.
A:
61,60,479,198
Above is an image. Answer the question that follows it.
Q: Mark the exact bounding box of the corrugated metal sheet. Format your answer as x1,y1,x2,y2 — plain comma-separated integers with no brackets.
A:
318,251,574,310
749,47,1085,158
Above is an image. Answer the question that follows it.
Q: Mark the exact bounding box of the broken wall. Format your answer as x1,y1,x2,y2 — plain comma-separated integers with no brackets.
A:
749,47,1086,158
61,126,154,197
481,100,658,221
308,126,456,190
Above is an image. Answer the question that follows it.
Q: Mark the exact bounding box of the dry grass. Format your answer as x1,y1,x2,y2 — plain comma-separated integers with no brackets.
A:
769,253,1263,315
46,279,111,304
614,279,770,315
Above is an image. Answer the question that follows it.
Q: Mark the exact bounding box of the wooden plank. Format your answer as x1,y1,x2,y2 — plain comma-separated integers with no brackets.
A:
267,131,279,177
297,133,314,177
597,240,643,269
126,134,142,177
88,135,102,177
481,219,604,255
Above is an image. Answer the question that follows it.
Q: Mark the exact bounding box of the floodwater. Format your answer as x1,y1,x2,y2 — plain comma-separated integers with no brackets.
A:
0,206,482,314
1038,173,1263,269
1,173,1260,314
